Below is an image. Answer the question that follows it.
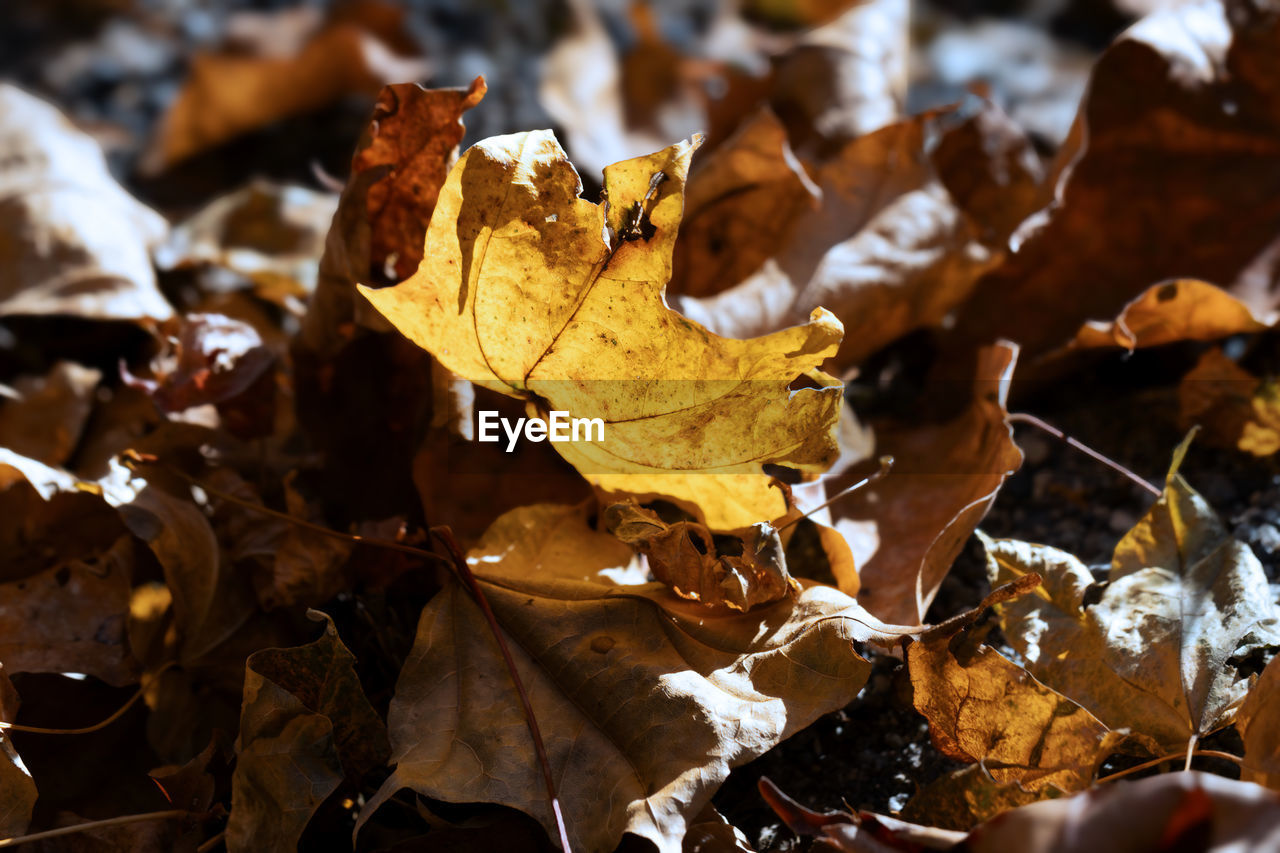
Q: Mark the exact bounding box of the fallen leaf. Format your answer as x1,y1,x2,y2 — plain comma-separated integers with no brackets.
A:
142,1,430,173
227,611,387,852
983,439,1280,753
0,85,171,321
675,112,998,370
828,342,1022,626
604,501,796,611
682,803,755,853
1237,655,1280,788
953,0,1280,358
360,131,844,530
1177,347,1274,453
741,0,871,29
155,180,339,309
0,361,102,467
0,665,36,839
768,771,1280,852
1057,279,1274,355
358,503,898,853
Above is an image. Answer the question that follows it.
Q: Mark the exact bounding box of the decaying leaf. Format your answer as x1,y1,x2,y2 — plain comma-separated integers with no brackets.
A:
1238,655,1280,789
142,1,430,173
359,503,899,853
984,440,1280,753
0,85,171,321
155,181,339,306
829,342,1022,626
675,110,998,370
909,608,1117,799
0,665,36,839
360,131,844,530
227,611,387,852
954,0,1280,358
0,361,102,467
768,771,1280,852
604,501,796,611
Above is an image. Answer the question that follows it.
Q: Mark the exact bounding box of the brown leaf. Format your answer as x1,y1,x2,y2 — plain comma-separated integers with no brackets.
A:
358,503,898,853
142,1,430,173
0,85,171,322
983,439,1280,753
0,666,36,839
1177,347,1269,452
829,342,1022,626
604,502,796,611
0,361,102,467
953,0,1280,358
676,113,997,370
1238,655,1280,788
226,611,386,852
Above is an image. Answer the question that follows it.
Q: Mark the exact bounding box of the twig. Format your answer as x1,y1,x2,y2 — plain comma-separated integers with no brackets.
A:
0,662,175,735
123,452,449,564
432,527,573,853
1184,735,1198,772
777,456,894,532
1006,413,1162,497
0,810,192,848
1094,749,1243,784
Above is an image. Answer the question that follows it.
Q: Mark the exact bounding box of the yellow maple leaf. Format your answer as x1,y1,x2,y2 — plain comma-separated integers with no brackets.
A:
359,131,844,529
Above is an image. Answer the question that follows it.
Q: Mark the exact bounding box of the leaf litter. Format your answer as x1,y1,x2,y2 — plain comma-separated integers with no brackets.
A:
2,1,1280,851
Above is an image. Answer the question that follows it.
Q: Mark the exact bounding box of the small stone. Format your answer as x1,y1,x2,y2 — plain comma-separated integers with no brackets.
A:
1109,508,1138,533
1254,523,1280,555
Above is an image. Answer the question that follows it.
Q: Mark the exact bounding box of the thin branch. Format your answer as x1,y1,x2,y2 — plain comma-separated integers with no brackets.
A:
124,452,449,564
777,455,894,533
1007,413,1162,497
432,526,573,853
0,810,192,848
1094,749,1243,785
0,662,175,735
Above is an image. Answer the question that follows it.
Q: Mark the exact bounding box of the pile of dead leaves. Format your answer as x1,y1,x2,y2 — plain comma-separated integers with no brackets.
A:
3,0,1280,851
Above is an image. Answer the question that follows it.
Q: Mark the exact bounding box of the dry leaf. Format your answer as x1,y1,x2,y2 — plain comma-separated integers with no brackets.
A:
675,113,997,370
829,342,1022,626
0,666,37,839
155,180,339,307
768,771,1280,852
143,1,430,172
983,439,1280,753
0,85,171,321
0,361,102,467
954,0,1280,358
1177,346,1277,454
604,501,796,611
358,503,898,853
1237,655,1280,788
360,131,844,530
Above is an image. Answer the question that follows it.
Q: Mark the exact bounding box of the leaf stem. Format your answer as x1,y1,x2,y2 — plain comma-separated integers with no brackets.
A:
0,810,193,848
124,452,449,564
1006,413,1162,497
432,526,574,853
0,662,175,735
777,455,894,532
1094,749,1242,784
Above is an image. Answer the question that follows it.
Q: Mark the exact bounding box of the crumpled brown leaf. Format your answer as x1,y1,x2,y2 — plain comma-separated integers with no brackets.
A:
227,610,388,852
1177,346,1280,456
0,361,102,467
604,501,796,611
674,109,1001,370
766,771,1280,852
828,342,1022,626
0,85,171,322
984,438,1280,754
358,503,901,853
142,1,430,173
908,584,1118,801
953,0,1280,359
